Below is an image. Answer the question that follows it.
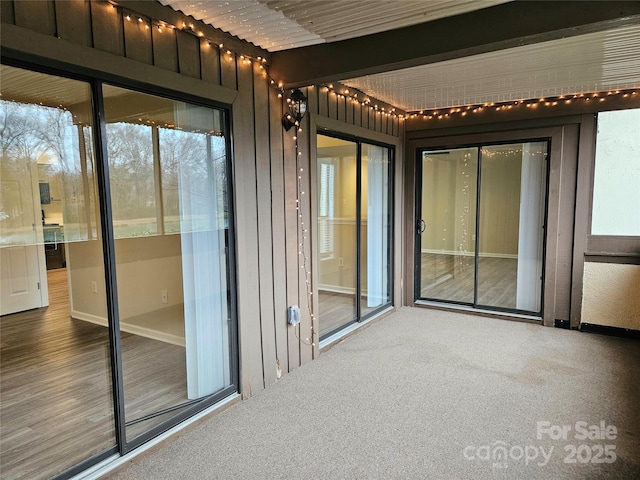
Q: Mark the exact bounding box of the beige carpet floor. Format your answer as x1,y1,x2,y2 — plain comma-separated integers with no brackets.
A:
108,307,640,480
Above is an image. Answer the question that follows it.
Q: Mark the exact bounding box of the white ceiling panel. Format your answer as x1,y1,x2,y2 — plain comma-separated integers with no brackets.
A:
157,1,640,112
342,24,640,111
159,0,508,51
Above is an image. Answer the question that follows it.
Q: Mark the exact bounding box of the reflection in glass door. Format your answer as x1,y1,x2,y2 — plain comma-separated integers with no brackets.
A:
103,85,234,443
418,148,478,304
361,144,392,318
317,134,393,338
316,136,357,336
1,64,115,479
417,141,548,315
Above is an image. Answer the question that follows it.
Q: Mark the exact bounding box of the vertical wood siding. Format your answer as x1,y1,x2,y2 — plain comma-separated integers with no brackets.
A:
91,1,125,56
1,0,403,398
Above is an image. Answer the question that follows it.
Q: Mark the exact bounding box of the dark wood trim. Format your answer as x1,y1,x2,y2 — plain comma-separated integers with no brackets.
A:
407,115,583,140
308,97,321,360
253,61,278,386
580,323,640,340
405,126,572,326
232,61,265,397
268,79,290,373
299,87,314,365
584,254,640,265
117,0,270,61
1,23,238,105
270,1,640,87
314,114,401,144
1,0,15,25
555,124,580,322
570,114,597,328
587,235,640,256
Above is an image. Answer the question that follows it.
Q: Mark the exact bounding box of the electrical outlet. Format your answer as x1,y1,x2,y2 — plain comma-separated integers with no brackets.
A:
161,290,168,304
338,257,344,267
91,281,97,293
287,305,300,326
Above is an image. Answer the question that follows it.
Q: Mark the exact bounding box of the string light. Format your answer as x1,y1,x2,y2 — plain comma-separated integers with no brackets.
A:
321,83,406,120
287,116,316,348
110,1,270,74
408,88,640,120
103,1,410,353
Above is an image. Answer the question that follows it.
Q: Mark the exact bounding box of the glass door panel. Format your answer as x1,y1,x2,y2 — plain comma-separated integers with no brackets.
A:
1,64,115,479
477,142,547,312
417,141,547,315
361,143,392,318
317,135,357,337
419,148,477,304
103,85,233,442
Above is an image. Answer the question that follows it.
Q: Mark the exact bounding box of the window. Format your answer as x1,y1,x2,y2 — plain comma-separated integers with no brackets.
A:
591,108,640,236
318,160,335,257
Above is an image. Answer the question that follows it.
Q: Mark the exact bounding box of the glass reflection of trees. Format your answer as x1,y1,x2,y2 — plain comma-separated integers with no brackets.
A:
1,96,228,244
1,100,95,245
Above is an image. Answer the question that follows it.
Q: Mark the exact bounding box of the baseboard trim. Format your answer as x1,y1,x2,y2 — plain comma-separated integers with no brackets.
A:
72,311,107,327
580,323,640,339
554,319,571,329
318,284,355,295
420,249,518,259
72,310,185,347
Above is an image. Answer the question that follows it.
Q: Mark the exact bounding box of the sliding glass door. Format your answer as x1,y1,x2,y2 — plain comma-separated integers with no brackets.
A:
316,136,357,336
1,64,115,479
361,143,392,317
1,62,237,478
102,85,234,443
317,133,393,339
416,140,548,315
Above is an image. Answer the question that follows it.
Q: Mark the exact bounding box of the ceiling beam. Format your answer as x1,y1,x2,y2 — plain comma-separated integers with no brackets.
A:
270,1,640,88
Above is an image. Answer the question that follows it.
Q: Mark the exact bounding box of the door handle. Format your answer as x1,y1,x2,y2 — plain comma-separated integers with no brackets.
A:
417,219,426,234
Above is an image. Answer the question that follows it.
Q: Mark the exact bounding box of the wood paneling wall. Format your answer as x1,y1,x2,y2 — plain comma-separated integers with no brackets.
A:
0,0,403,398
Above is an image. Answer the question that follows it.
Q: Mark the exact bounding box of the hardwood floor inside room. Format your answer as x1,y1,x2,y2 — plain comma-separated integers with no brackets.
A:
0,268,188,480
318,291,356,337
318,291,390,338
419,253,518,308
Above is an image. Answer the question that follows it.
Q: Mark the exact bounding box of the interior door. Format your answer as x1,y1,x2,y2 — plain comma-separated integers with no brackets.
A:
0,163,47,315
0,245,45,315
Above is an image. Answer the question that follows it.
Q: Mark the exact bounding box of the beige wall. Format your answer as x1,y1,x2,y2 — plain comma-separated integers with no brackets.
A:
478,152,521,256
67,235,183,320
581,262,640,330
420,149,520,256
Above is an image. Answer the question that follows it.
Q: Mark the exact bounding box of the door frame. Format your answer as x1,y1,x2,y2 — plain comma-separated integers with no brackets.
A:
315,129,395,340
406,123,579,326
414,138,551,317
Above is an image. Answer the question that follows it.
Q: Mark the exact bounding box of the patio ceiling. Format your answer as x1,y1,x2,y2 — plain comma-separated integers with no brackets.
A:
160,1,640,111
159,0,509,51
